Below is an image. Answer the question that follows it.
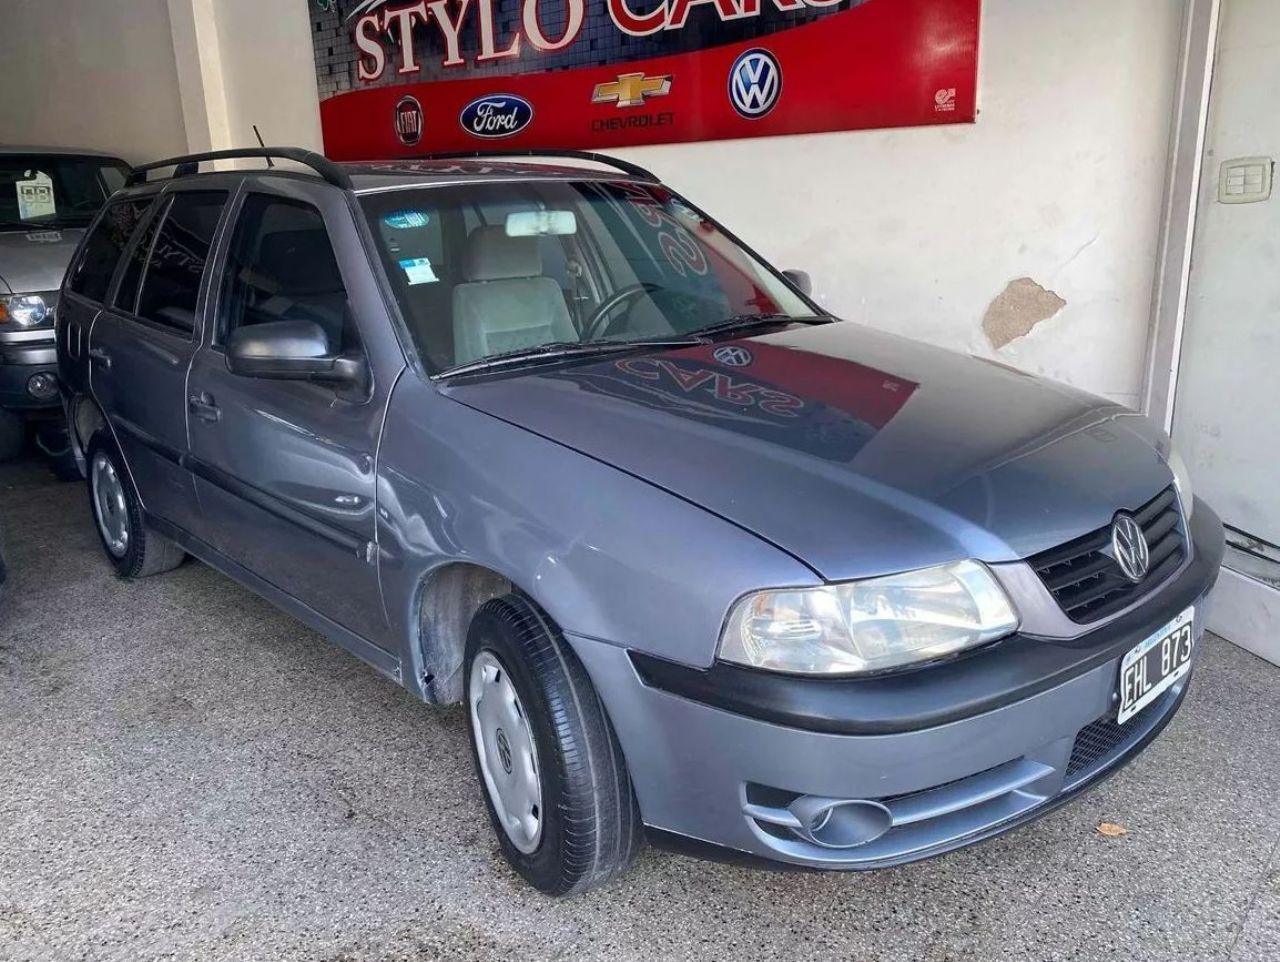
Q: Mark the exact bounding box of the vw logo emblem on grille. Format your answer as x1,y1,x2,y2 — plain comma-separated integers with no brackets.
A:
1111,513,1150,583
713,345,753,367
728,49,782,119
394,96,423,147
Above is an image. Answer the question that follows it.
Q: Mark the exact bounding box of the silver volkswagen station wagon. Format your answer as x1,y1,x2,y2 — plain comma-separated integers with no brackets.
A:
56,148,1223,896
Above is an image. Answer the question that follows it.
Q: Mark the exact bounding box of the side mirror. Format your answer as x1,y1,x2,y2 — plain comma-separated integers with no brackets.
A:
783,269,813,297
225,319,365,385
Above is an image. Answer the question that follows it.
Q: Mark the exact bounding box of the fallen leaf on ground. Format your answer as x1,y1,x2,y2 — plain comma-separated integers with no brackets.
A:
1096,822,1128,838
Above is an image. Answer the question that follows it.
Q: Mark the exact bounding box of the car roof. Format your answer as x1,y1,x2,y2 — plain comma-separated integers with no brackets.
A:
342,159,649,193
0,145,128,162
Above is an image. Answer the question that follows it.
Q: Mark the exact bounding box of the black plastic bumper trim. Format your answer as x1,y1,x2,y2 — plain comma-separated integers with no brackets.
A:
631,501,1223,736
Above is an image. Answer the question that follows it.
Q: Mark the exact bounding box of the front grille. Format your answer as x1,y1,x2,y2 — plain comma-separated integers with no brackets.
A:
1066,693,1169,779
1029,486,1185,624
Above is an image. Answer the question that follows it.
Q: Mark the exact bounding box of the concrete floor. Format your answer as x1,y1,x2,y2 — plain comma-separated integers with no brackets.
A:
0,455,1277,962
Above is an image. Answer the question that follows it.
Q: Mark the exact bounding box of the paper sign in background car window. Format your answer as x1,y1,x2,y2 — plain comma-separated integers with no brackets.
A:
384,210,430,229
400,257,439,285
16,171,56,220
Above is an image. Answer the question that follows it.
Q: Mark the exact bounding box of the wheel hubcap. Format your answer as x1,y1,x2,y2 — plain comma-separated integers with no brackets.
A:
91,452,130,558
469,650,543,854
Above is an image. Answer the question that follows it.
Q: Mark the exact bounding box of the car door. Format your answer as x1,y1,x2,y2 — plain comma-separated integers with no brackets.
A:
89,188,229,534
185,182,392,650
58,195,156,400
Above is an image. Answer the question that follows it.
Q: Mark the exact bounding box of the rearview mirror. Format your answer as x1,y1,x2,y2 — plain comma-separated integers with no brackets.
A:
783,269,813,297
225,320,365,386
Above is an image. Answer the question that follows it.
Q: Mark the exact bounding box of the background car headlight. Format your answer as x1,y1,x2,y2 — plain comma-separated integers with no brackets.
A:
719,560,1019,676
0,294,49,327
1166,446,1194,519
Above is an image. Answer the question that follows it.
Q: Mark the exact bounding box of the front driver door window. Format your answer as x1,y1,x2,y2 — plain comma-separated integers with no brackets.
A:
186,191,390,652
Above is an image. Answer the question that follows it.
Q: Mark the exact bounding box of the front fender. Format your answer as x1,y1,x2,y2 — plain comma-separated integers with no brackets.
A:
375,374,819,685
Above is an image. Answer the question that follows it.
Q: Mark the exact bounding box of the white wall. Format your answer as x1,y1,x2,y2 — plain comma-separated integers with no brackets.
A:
210,0,324,153
617,0,1186,409
0,0,189,163
1173,0,1280,540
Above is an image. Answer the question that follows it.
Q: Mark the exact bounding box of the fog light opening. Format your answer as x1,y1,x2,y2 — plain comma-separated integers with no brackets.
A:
788,796,894,849
27,372,58,401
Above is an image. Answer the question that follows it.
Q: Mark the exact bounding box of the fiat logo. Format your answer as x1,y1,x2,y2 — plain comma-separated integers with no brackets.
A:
394,96,423,147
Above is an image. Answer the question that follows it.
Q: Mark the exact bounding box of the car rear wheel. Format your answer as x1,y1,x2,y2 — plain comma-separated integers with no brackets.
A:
464,594,643,896
86,432,186,578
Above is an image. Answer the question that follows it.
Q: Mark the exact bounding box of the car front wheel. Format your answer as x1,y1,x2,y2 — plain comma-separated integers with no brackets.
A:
464,594,643,896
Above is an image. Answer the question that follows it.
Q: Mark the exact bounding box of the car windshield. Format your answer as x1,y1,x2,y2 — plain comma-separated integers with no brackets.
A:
361,180,817,374
0,154,130,230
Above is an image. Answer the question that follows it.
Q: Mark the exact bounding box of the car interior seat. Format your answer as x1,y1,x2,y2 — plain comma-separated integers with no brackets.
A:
451,226,578,365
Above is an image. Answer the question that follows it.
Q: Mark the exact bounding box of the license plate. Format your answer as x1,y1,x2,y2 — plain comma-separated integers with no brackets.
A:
1117,606,1195,724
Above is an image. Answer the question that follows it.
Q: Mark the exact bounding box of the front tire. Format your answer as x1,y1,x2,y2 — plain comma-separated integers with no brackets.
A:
464,594,643,896
85,432,185,578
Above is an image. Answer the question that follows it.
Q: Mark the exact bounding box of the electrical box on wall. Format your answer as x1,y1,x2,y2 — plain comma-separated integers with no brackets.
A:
1218,157,1273,203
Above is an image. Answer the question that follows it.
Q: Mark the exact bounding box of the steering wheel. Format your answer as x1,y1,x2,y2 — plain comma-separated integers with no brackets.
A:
581,283,661,342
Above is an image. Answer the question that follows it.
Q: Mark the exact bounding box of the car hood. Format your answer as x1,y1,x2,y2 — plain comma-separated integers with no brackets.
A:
442,322,1174,581
0,228,85,293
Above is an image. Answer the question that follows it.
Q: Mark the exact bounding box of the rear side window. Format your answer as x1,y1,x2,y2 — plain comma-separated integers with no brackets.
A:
135,191,228,334
114,201,165,314
218,194,351,351
68,199,153,303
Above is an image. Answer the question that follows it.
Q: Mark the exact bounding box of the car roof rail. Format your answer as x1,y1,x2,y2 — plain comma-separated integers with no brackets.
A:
419,149,657,181
124,147,352,190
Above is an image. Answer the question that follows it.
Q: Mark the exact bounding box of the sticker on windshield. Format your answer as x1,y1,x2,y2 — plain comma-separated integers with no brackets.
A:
399,257,439,285
384,210,430,229
15,171,56,220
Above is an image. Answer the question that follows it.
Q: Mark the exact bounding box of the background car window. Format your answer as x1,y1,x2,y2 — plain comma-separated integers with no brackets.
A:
68,198,154,303
219,195,352,352
134,191,228,335
0,155,131,229
114,199,166,315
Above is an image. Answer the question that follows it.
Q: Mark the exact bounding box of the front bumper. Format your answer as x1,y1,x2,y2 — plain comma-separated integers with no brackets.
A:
0,338,59,411
568,500,1224,869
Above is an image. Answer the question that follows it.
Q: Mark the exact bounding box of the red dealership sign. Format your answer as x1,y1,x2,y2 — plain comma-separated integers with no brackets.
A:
310,0,980,159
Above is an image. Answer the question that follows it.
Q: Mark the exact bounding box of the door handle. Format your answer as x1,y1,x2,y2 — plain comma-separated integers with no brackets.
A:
88,347,112,370
188,392,220,422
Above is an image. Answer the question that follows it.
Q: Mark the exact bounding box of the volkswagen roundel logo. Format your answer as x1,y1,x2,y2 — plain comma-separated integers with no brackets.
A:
394,95,423,147
713,345,753,367
729,49,782,119
1111,513,1150,583
459,94,534,139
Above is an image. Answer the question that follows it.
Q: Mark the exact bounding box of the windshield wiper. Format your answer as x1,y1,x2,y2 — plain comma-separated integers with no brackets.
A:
439,335,704,378
689,313,834,338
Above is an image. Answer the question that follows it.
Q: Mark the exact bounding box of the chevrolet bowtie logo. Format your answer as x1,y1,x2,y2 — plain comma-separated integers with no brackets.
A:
592,72,672,108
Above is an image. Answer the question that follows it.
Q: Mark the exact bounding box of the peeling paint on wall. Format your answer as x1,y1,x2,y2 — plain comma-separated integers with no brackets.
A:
982,277,1067,349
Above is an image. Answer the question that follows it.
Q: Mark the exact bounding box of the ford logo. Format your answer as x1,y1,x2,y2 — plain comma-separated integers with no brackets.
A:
459,95,534,139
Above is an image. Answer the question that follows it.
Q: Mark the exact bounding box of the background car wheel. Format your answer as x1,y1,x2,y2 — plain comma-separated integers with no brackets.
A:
85,431,186,578
464,594,643,896
35,422,82,482
0,409,25,463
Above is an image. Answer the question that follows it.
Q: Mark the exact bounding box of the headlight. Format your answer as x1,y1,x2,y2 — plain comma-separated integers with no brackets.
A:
0,294,49,327
719,560,1019,676
1166,447,1194,519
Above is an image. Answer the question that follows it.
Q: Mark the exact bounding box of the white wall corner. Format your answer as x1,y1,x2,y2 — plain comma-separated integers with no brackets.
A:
167,0,233,154
1142,0,1222,430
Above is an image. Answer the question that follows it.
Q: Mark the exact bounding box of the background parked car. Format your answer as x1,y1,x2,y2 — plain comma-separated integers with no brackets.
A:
0,146,130,477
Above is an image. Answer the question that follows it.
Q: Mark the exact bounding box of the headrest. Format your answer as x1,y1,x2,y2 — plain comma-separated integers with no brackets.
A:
464,226,542,282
